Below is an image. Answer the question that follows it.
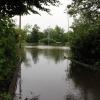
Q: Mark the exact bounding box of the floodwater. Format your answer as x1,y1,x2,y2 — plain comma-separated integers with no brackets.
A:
14,46,100,100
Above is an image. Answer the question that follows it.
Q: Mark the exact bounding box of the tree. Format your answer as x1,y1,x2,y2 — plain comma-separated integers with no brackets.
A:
0,0,60,17
67,0,100,23
24,24,32,34
54,25,64,42
15,28,27,43
67,0,100,68
43,26,65,43
0,17,19,89
29,24,40,43
43,27,54,39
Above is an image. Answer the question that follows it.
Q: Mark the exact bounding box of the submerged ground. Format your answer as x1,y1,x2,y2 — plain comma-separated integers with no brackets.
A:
14,46,100,100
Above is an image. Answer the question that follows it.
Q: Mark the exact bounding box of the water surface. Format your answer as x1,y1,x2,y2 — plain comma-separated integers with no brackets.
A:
14,46,100,100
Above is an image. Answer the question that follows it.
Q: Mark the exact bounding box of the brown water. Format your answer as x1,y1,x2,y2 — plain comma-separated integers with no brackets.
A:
14,46,100,100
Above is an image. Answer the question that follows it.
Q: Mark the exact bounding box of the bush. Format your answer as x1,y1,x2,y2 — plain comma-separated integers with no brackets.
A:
40,38,56,45
69,32,100,66
68,16,100,68
0,17,19,92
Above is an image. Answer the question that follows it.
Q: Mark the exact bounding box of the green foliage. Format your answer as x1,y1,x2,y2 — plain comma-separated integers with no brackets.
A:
53,26,64,42
0,17,18,65
0,17,19,92
0,0,60,17
40,38,56,45
15,28,27,44
69,32,100,65
27,24,40,43
43,26,66,43
67,0,100,68
26,25,68,45
67,0,100,20
38,32,45,40
68,15,100,67
24,24,32,34
0,92,12,100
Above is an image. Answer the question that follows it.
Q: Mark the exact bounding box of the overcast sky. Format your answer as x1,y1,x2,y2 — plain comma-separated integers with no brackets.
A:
13,0,73,32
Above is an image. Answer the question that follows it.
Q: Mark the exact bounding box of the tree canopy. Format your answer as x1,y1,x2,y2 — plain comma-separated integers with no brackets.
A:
67,0,100,67
26,25,68,45
67,0,100,22
0,0,60,17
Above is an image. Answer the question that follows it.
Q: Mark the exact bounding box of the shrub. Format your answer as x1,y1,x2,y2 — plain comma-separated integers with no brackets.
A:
69,32,100,66
40,38,56,45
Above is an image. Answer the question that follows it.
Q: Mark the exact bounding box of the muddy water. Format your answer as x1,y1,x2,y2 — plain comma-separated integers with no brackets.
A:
14,46,100,100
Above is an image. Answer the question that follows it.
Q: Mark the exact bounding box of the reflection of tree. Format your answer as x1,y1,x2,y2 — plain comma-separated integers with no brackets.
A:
29,48,39,64
20,48,27,62
65,94,77,100
66,63,100,100
13,62,22,100
27,47,67,64
20,48,31,67
40,48,67,63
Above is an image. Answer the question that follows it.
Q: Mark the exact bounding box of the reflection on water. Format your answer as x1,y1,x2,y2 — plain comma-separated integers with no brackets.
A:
14,46,70,100
14,46,100,100
65,63,100,100
28,48,68,64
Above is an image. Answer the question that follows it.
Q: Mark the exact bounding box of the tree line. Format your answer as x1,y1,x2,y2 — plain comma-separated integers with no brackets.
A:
25,24,68,45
